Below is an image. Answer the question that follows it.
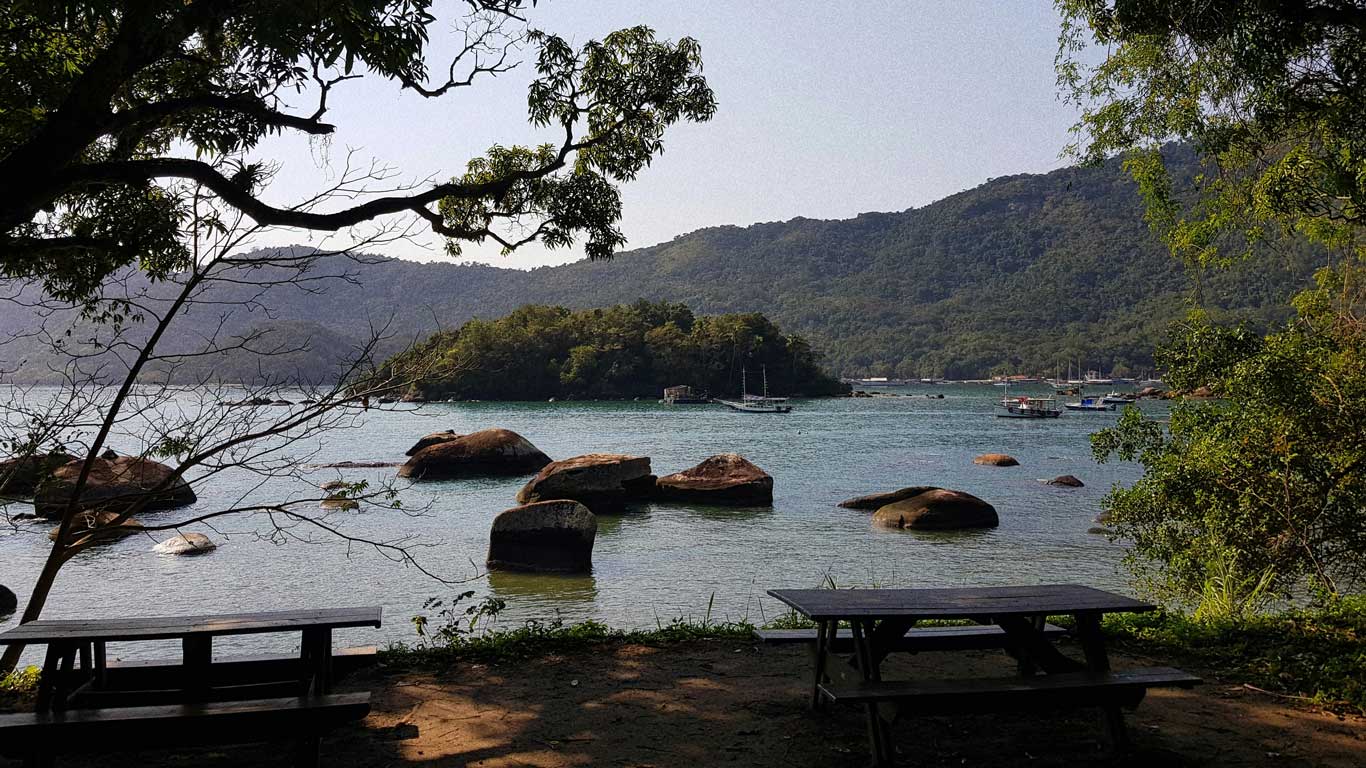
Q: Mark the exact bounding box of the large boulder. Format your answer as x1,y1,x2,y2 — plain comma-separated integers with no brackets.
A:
871,488,998,530
515,453,653,514
0,584,15,616
48,510,142,542
655,454,773,506
487,500,597,573
0,450,74,497
839,486,941,510
398,428,550,479
1047,475,1085,488
34,457,195,519
153,532,216,555
405,430,460,456
973,453,1019,467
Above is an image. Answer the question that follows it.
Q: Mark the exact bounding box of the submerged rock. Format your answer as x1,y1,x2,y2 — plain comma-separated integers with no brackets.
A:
871,488,998,530
34,457,195,519
405,430,461,456
487,500,596,573
153,532,216,555
1047,475,1085,488
973,453,1019,467
48,510,142,542
656,454,773,506
0,584,15,616
320,480,360,510
839,486,941,510
515,453,652,514
398,428,551,480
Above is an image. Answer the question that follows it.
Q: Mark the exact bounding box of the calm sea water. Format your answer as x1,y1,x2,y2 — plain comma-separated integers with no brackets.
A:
0,384,1162,658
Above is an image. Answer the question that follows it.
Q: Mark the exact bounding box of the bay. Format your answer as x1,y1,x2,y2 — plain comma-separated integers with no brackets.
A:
0,384,1159,657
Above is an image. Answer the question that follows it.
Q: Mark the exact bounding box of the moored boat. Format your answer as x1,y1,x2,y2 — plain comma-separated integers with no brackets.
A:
716,367,793,413
997,394,1063,418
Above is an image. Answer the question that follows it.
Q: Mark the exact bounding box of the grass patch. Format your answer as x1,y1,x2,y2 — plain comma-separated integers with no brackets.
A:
1100,596,1365,714
382,617,757,667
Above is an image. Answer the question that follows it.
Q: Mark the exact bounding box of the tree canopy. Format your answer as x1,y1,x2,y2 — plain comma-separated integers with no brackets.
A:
386,300,849,400
0,0,715,303
1062,1,1366,610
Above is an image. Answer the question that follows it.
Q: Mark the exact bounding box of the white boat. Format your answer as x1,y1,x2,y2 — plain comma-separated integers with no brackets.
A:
996,383,1062,418
716,367,792,413
1084,369,1115,386
1100,391,1136,405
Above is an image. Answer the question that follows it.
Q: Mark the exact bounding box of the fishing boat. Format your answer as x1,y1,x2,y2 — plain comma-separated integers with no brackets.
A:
996,383,1062,418
716,367,793,413
1100,391,1136,405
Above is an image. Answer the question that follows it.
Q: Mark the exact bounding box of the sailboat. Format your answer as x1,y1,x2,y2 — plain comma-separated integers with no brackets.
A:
716,366,793,413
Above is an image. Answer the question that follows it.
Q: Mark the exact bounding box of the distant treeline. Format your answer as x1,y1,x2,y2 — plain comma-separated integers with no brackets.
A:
387,301,848,400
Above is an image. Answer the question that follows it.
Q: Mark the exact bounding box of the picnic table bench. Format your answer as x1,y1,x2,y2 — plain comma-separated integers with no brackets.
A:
0,607,381,767
768,584,1201,766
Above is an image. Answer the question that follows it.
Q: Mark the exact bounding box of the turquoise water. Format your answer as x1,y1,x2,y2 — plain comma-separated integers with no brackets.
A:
0,385,1161,656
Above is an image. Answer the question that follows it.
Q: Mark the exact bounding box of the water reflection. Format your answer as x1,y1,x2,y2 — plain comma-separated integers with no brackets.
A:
486,570,600,621
662,501,774,523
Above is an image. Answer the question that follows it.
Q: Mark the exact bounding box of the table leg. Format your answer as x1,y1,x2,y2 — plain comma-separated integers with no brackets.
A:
996,616,1084,674
94,641,107,689
810,619,831,710
33,643,63,713
49,644,78,712
183,635,212,700
1074,611,1129,751
301,627,333,695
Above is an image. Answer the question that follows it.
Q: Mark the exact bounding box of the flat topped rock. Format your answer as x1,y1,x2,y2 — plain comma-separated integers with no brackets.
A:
839,486,941,510
973,453,1019,467
516,453,653,513
487,500,597,573
872,488,998,530
34,456,195,519
398,428,550,479
656,454,773,506
48,510,142,542
153,532,216,555
1047,474,1085,487
405,430,461,456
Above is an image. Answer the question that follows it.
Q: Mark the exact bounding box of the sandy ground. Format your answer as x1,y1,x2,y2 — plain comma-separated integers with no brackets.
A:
9,637,1364,767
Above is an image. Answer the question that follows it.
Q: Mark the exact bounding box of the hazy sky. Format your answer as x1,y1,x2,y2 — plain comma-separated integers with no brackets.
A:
255,1,1082,268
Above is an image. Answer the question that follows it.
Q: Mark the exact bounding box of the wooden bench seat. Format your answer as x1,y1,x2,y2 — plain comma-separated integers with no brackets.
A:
98,645,378,687
754,623,1067,653
819,666,1202,713
0,692,370,767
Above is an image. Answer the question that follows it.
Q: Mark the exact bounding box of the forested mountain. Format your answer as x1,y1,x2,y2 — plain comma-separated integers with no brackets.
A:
0,150,1326,383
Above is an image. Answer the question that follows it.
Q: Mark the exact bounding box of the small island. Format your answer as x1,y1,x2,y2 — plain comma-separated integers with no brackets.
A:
383,300,849,401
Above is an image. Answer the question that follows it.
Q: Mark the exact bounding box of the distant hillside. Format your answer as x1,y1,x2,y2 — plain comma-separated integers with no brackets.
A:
0,149,1326,383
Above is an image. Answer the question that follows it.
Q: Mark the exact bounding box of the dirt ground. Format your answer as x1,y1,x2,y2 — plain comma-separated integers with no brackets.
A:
16,637,1366,767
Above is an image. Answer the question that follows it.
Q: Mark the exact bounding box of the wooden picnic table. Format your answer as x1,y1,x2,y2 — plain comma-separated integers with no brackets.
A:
768,584,1198,766
0,606,382,714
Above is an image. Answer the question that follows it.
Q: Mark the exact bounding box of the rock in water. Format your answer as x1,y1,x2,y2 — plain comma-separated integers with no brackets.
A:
153,532,216,555
48,510,142,542
656,454,773,505
398,428,551,479
1047,475,1085,487
973,453,1019,467
839,486,942,510
515,453,653,514
0,450,74,497
487,500,596,573
320,480,360,510
34,457,195,519
405,430,461,456
0,584,15,616
872,489,998,530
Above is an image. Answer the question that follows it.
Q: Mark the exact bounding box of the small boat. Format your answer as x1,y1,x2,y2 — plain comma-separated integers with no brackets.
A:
1100,392,1136,405
996,387,1062,418
716,367,793,413
1063,397,1116,412
660,385,710,405
1084,370,1115,386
